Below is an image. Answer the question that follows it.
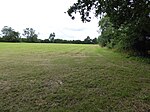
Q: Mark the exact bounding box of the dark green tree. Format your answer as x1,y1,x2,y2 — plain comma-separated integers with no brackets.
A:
0,35,3,42
49,32,55,43
67,0,149,28
43,39,50,43
92,38,98,44
23,28,38,42
84,36,92,44
1,26,20,42
67,0,150,55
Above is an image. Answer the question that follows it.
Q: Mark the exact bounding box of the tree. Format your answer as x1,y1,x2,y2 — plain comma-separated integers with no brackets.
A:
0,35,3,42
43,39,50,43
49,32,55,43
23,28,38,42
98,16,115,47
67,0,149,27
67,0,150,55
84,36,92,44
1,26,20,42
92,38,98,44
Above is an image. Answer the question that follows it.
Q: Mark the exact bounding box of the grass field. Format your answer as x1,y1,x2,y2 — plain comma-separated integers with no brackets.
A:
0,43,150,112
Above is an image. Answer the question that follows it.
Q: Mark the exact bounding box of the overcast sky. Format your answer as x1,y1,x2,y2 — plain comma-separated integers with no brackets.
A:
0,0,100,40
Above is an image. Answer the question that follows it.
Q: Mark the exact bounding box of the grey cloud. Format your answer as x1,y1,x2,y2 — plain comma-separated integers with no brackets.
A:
64,27,86,32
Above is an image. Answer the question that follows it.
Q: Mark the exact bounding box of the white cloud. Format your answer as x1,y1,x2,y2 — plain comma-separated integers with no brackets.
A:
0,0,99,40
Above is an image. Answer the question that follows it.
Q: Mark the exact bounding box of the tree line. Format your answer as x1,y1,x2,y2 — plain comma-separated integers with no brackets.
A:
67,0,150,56
0,26,39,43
0,26,98,44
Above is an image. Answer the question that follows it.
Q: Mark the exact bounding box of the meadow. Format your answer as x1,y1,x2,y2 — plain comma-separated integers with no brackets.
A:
0,43,149,112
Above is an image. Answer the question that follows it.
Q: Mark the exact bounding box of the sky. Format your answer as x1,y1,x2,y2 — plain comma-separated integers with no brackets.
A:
0,0,100,40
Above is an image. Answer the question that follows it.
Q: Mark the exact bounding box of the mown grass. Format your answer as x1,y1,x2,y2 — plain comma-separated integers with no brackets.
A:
0,43,149,112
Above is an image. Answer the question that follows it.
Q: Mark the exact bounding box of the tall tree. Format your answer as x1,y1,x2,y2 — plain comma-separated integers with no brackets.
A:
84,36,92,44
67,0,150,55
98,16,114,47
92,38,98,44
49,32,55,43
23,28,38,42
67,0,149,28
1,26,20,42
